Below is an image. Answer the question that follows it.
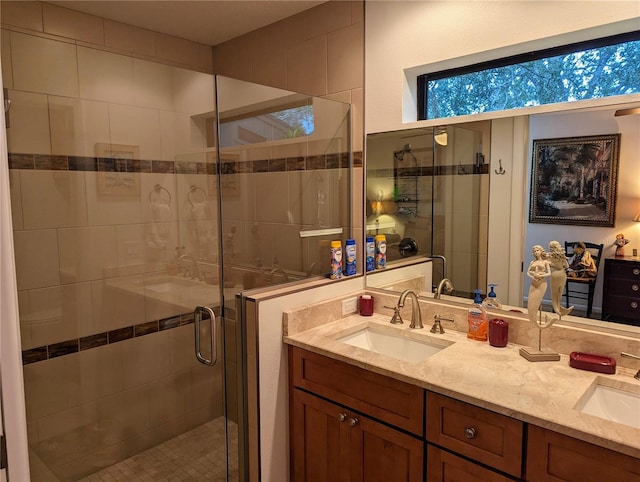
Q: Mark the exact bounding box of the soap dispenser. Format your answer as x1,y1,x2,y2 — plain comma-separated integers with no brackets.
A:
467,289,488,341
482,284,503,311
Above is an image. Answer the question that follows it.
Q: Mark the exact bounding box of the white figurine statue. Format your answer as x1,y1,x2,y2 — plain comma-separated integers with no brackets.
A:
527,245,551,327
546,240,573,317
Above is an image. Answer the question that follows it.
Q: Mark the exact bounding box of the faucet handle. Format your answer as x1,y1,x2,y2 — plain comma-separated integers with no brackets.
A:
384,305,404,325
431,315,455,334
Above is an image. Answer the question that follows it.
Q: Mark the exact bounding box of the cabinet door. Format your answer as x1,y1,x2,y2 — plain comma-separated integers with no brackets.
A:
427,445,514,482
526,425,640,482
351,414,424,482
291,389,350,482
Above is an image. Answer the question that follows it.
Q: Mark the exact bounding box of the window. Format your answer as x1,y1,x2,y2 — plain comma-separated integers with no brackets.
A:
418,31,640,120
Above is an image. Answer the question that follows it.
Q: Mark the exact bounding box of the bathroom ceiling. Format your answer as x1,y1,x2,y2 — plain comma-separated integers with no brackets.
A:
48,1,326,46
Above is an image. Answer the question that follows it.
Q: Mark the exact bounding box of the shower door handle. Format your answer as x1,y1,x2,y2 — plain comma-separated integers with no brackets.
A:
194,305,217,366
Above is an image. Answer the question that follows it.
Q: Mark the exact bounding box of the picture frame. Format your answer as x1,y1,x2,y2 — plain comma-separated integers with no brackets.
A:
529,134,620,227
95,143,141,196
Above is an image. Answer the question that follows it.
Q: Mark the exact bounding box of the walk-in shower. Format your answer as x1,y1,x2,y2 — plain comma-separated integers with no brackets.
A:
3,26,351,481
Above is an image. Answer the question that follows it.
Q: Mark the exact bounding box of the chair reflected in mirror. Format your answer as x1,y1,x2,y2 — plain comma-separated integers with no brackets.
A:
564,241,604,318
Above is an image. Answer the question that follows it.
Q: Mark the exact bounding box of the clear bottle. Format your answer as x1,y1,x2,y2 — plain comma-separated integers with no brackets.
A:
345,239,357,276
467,289,488,341
482,284,503,311
365,236,375,272
330,240,343,279
374,234,386,269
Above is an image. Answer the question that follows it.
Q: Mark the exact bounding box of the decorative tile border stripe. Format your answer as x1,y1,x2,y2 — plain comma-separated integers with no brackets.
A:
20,305,235,365
368,163,489,178
21,312,195,365
8,151,362,174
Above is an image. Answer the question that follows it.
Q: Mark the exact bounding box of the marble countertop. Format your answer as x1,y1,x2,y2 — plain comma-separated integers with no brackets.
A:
283,312,640,459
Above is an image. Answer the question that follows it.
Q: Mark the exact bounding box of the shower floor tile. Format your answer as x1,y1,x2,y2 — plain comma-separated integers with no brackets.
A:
80,417,238,482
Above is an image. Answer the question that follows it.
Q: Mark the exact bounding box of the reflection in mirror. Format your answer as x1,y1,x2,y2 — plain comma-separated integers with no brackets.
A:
365,104,640,334
365,121,490,298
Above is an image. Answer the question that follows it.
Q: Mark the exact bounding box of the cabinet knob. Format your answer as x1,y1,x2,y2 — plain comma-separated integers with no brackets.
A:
633,268,640,276
349,417,359,427
337,413,347,422
631,302,638,309
632,284,639,292
464,427,477,439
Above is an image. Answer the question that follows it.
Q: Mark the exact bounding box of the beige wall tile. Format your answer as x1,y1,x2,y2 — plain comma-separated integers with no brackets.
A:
172,67,215,114
121,331,172,389
1,29,13,89
169,325,200,374
351,0,364,24
23,356,72,421
6,89,51,154
328,23,364,93
272,223,303,272
155,32,200,68
36,399,98,444
115,223,146,269
159,110,192,161
211,41,253,81
148,371,190,423
1,1,43,32
306,1,352,39
18,291,32,349
26,282,93,347
74,342,124,404
49,96,111,157
104,20,155,57
267,11,307,52
286,35,327,96
255,171,293,224
13,229,60,290
188,363,221,413
84,171,143,227
42,3,104,45
351,87,363,152
97,384,151,445
78,46,134,104
91,275,145,333
9,170,23,230
11,31,78,97
58,226,118,283
133,58,173,111
199,44,214,74
20,170,88,229
252,48,287,89
240,221,273,269
108,103,161,160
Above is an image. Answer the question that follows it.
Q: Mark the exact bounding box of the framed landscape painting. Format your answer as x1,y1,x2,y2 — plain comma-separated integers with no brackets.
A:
529,134,620,227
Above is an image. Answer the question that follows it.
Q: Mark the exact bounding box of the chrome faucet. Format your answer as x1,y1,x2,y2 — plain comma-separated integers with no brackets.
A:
398,290,423,329
178,254,199,279
621,352,640,381
435,278,454,299
431,315,455,334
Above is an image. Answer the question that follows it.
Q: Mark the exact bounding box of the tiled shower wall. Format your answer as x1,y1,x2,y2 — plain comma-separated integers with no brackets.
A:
1,1,362,480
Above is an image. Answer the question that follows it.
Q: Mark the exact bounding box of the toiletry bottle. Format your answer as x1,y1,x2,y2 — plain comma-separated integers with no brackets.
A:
467,289,488,341
482,283,503,311
345,238,357,276
374,234,386,269
330,240,343,279
365,236,375,272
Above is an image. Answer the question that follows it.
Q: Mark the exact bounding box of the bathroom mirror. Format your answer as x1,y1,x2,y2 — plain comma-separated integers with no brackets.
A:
365,103,640,333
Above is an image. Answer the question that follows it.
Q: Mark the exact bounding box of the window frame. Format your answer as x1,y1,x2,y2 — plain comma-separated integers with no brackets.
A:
417,30,640,121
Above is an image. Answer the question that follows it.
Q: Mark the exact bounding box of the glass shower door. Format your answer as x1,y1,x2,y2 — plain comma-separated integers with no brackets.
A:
3,33,236,481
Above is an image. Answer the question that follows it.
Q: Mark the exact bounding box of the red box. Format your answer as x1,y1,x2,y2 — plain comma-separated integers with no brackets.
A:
569,352,616,374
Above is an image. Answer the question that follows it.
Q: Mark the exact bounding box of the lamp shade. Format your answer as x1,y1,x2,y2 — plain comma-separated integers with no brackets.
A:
634,212,640,222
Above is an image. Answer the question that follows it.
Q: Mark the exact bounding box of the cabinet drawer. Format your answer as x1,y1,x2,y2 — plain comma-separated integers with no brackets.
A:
603,294,640,320
606,278,640,297
607,261,640,280
526,425,640,482
290,347,424,436
427,444,514,482
426,392,523,477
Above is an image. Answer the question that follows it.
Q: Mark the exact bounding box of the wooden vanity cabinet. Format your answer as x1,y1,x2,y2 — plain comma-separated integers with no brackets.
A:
526,425,640,482
289,347,425,482
426,391,524,480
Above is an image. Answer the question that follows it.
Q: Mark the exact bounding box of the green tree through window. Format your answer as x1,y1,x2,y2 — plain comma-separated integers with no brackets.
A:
419,32,640,120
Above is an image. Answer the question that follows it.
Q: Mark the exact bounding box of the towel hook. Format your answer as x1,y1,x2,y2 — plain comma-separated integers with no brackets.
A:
494,159,506,175
149,184,171,205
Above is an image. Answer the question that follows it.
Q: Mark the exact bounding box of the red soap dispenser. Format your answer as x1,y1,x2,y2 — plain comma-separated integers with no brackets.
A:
488,318,509,347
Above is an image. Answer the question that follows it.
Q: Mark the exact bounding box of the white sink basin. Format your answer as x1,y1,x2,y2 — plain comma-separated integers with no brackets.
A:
336,326,452,363
575,379,640,429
